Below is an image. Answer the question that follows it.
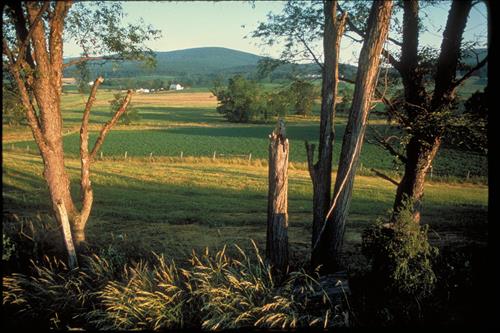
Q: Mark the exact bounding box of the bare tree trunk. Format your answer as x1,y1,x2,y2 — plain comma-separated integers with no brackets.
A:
306,0,346,268
312,0,393,272
266,121,289,273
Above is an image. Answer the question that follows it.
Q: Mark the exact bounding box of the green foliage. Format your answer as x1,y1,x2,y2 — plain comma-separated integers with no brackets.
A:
446,87,488,154
64,1,161,67
288,79,317,116
109,93,140,125
362,201,438,299
76,62,91,94
214,75,268,123
337,85,354,113
265,88,293,118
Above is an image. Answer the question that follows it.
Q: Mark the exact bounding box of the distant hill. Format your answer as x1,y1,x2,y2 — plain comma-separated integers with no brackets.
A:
63,46,486,87
64,47,266,79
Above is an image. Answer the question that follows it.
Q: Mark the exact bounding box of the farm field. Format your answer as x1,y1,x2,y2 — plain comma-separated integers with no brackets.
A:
4,89,488,180
2,88,488,261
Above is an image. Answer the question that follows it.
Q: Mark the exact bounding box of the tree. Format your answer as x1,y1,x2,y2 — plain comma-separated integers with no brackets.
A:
312,0,394,272
214,75,267,123
288,78,317,117
342,0,487,223
253,0,347,259
2,1,160,246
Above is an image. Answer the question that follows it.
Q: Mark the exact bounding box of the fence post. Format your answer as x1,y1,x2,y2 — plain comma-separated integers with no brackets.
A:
26,145,29,152
149,152,153,162
55,202,78,269
180,151,183,160
248,153,252,164
266,120,289,274
430,165,433,179
124,151,128,160
213,151,216,161
466,170,470,180
100,151,103,160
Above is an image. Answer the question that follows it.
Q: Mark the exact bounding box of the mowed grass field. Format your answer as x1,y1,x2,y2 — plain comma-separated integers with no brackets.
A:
2,87,488,262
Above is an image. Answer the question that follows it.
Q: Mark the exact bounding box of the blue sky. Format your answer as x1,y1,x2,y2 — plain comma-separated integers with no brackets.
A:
63,1,488,65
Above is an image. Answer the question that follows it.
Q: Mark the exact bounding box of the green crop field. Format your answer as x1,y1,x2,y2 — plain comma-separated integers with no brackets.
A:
6,89,488,180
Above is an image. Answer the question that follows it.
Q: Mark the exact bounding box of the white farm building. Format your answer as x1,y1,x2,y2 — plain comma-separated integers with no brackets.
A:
169,83,184,91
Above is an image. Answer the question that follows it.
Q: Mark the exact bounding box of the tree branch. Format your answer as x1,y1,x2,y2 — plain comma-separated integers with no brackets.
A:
297,34,324,70
370,168,400,186
79,76,104,230
452,55,488,90
3,37,48,152
368,130,407,164
14,1,50,68
89,90,133,161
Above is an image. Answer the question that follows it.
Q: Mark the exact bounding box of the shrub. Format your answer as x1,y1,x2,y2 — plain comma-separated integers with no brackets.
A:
362,201,438,299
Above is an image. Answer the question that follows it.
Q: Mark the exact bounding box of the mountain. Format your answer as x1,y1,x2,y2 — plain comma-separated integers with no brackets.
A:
64,47,266,79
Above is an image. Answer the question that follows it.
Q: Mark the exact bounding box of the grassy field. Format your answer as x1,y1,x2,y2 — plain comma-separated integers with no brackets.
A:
4,89,488,179
2,146,487,262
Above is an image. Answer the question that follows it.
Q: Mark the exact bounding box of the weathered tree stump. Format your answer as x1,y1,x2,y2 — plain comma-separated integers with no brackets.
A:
266,120,289,273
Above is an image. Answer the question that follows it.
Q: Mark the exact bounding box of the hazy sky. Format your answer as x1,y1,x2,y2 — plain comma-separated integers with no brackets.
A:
63,1,488,65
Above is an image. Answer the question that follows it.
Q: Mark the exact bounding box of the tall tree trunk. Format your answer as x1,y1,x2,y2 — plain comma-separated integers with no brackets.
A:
312,0,393,272
306,0,346,265
266,121,289,273
393,0,472,222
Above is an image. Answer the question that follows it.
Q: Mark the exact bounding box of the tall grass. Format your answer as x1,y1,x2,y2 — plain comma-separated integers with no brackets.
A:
3,241,349,330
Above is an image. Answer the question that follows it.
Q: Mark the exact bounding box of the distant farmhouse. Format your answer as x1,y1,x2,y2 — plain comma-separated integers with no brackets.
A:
136,88,150,93
169,83,184,91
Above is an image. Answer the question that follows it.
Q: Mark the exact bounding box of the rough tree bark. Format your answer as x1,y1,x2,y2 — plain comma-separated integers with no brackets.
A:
393,0,473,222
266,120,289,273
311,0,393,272
305,0,347,257
3,2,132,247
